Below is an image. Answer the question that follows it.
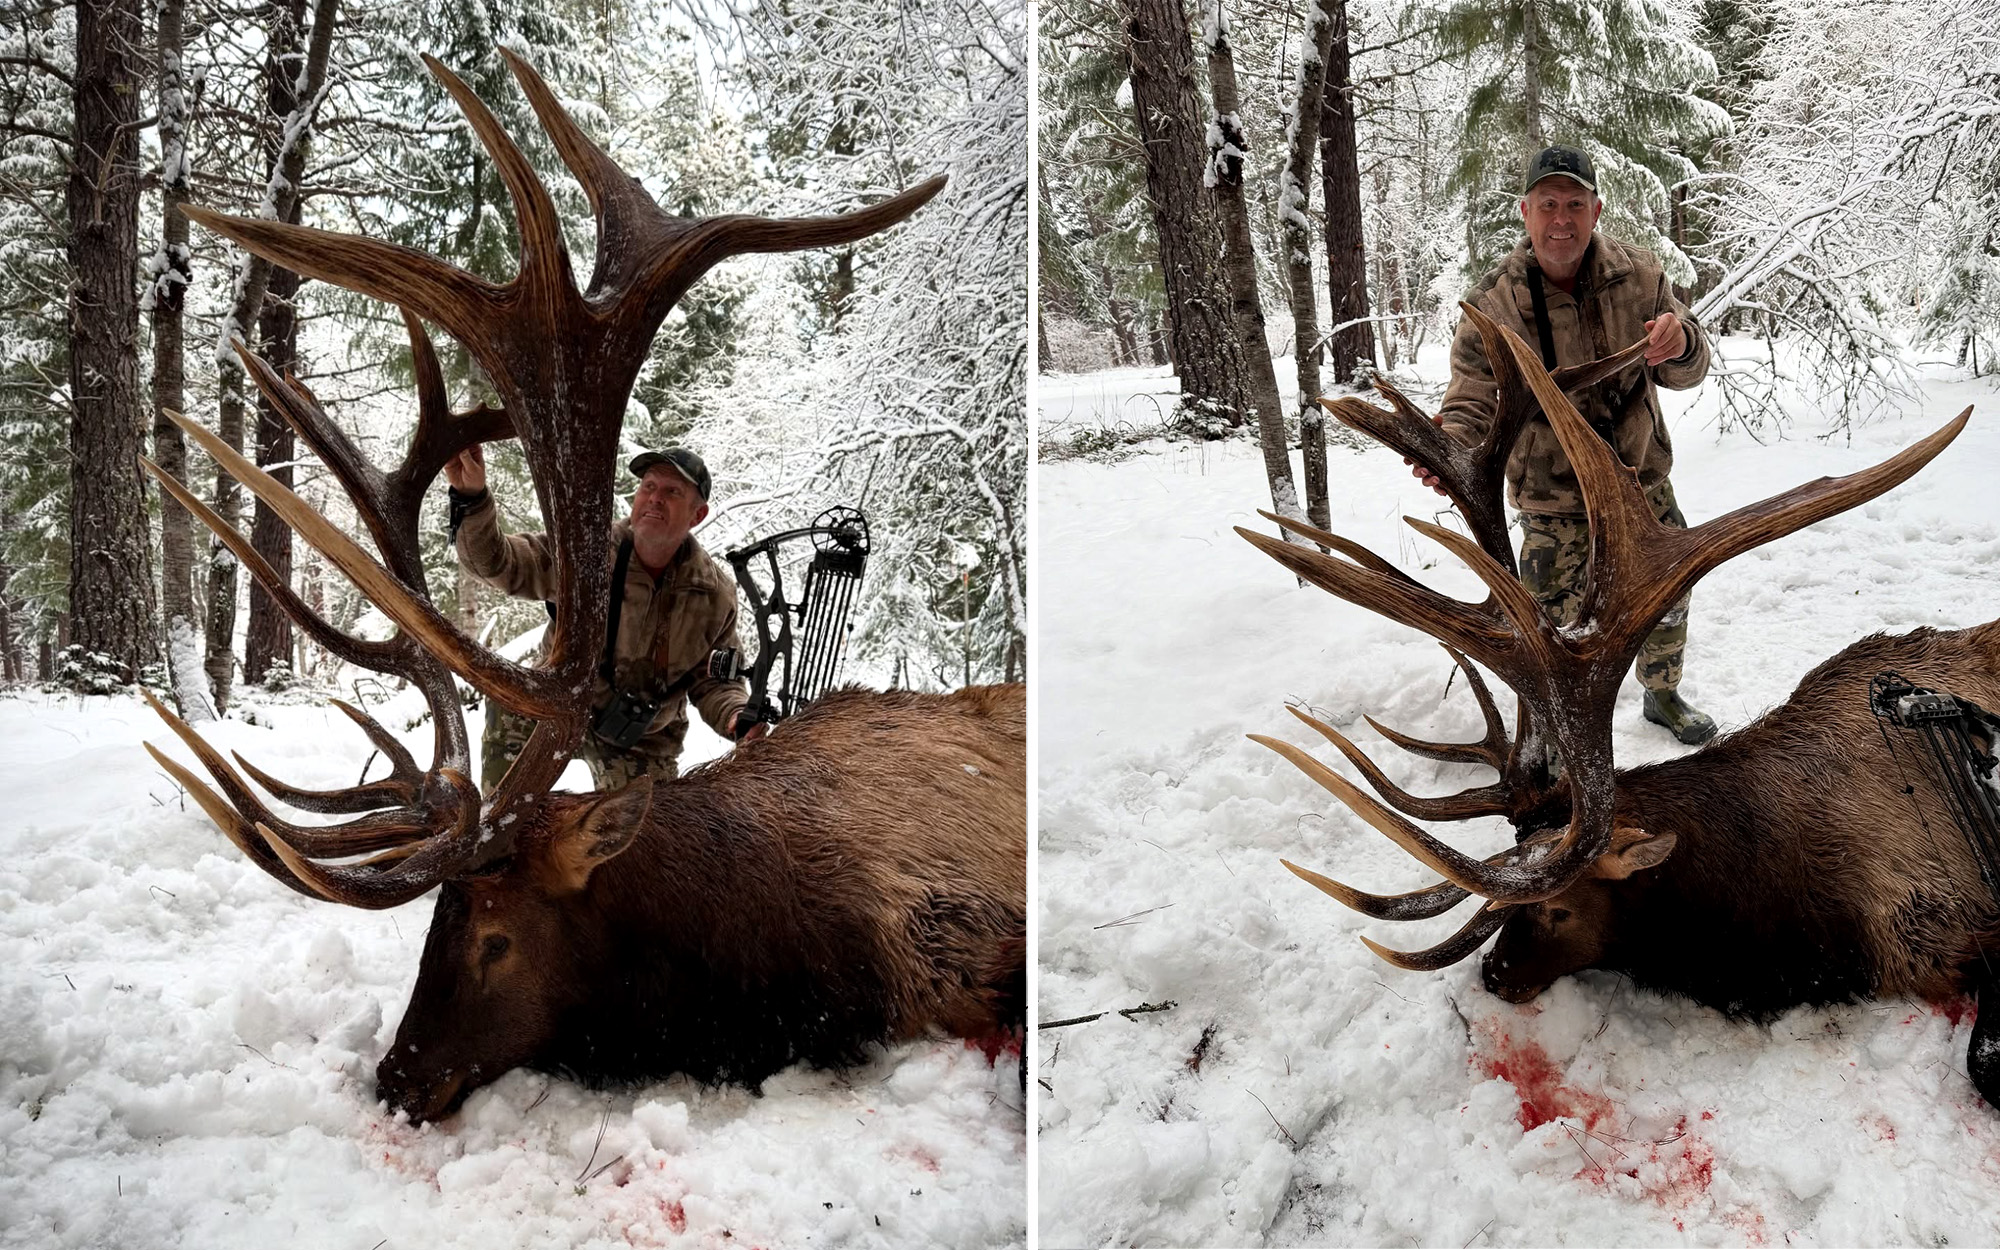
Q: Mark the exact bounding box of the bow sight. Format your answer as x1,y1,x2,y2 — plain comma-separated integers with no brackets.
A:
712,507,870,727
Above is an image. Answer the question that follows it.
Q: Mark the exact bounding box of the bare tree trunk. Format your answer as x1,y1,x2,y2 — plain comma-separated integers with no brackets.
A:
150,0,210,717
1280,0,1337,533
1320,0,1375,386
1523,0,1545,149
1202,0,1302,520
201,0,337,711
243,263,301,684
68,0,159,686
1119,0,1246,426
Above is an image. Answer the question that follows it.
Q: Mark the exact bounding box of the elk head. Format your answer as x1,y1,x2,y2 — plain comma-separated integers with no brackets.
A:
137,49,942,1120
1240,304,1968,995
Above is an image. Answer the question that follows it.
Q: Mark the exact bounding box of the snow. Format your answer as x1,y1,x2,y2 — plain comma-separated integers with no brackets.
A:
1036,342,2000,1246
0,685,1024,1247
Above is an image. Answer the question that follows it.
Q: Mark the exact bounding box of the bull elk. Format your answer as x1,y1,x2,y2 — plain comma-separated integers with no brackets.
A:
136,49,1025,1124
1238,304,2000,1106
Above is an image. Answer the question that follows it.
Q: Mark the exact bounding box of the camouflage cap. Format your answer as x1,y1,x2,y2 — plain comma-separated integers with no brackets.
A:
1523,144,1597,195
628,447,712,500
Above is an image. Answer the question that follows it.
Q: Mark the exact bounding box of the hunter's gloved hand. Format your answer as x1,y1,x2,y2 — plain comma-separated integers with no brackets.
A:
731,710,770,743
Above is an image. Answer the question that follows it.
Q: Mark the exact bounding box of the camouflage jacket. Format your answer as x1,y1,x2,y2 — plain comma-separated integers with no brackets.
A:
1437,234,1710,515
454,493,749,757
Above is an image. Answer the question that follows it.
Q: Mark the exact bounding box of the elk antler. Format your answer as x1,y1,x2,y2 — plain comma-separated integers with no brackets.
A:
1241,308,1968,945
143,49,943,909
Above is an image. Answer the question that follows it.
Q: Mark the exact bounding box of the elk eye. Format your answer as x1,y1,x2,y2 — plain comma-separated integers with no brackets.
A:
1549,908,1572,924
481,934,510,963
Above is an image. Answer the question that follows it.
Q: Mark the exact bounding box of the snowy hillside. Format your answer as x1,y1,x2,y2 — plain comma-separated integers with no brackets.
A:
1036,346,2000,1247
0,692,1024,1249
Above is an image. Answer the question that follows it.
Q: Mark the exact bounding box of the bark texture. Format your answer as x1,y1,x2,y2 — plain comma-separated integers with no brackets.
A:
1281,0,1338,531
202,0,336,710
1120,0,1246,426
1202,2,1300,515
68,0,160,683
151,0,207,714
1320,0,1375,386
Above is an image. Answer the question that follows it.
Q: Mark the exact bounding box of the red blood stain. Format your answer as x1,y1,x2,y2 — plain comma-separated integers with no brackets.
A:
897,1147,942,1174
1932,995,1977,1029
662,1199,687,1234
966,1033,1023,1066
1699,1110,1714,1121
1472,1030,1613,1132
1867,1113,1897,1142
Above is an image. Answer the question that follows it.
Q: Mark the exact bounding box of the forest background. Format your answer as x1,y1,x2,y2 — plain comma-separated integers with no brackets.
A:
1,0,1026,716
1039,0,2000,522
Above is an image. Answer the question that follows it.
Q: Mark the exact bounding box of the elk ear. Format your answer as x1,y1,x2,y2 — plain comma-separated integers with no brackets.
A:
546,775,654,893
1592,826,1676,880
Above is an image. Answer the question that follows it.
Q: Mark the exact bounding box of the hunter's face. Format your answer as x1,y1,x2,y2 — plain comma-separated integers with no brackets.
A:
630,466,707,556
1521,176,1601,277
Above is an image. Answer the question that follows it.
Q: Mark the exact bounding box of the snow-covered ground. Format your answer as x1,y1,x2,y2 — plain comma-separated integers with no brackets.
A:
1036,344,2000,1247
0,688,1024,1249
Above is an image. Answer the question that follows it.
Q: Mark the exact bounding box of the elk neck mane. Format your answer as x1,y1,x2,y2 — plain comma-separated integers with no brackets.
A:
1591,622,2000,1020
525,684,1026,1087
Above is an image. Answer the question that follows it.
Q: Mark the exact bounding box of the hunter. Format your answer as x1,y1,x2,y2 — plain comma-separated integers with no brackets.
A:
1412,143,1717,744
445,444,766,791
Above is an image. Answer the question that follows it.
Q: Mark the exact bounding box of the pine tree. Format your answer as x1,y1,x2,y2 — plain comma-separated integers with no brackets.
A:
1429,0,1731,282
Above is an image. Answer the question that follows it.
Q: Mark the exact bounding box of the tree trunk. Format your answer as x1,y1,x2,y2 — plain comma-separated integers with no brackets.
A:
1320,0,1375,387
1523,0,1545,149
243,263,301,684
67,0,160,686
1202,0,1301,519
1281,0,1338,533
201,0,338,711
1120,0,1246,426
151,0,210,718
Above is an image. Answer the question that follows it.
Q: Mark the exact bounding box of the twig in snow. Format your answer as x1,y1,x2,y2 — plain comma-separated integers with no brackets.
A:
149,885,176,900
1216,850,1235,877
1463,1218,1493,1247
1373,980,1414,1006
1037,1000,1178,1029
356,749,379,787
237,1043,292,1070
1247,1090,1298,1147
1094,904,1173,929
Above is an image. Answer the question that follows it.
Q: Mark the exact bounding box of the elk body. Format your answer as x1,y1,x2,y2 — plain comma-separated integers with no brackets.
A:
1238,303,2000,1106
377,685,1025,1123
137,49,1025,1124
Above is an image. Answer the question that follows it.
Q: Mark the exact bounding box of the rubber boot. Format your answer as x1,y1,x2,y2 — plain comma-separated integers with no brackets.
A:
1642,688,1717,745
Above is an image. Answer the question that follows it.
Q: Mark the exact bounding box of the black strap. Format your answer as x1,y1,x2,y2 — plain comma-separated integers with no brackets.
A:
599,536,634,685
1525,267,1559,370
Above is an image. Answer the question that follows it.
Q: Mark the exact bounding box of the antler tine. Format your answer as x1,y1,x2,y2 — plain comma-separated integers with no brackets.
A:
393,311,514,497
1286,705,1513,822
141,690,445,859
1236,526,1517,668
421,53,569,294
1362,906,1513,972
182,204,502,363
157,408,566,719
229,698,426,815
139,453,396,672
1255,509,1417,584
1500,326,1974,654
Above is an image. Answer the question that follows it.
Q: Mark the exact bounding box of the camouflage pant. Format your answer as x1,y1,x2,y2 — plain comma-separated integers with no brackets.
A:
1518,478,1690,693
481,703,679,793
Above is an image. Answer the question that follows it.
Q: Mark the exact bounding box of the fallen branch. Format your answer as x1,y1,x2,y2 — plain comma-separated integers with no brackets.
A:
1037,1000,1179,1030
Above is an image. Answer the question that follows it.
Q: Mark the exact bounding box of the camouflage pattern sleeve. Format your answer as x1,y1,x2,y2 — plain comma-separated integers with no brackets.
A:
1435,308,1499,446
688,597,751,737
453,494,560,601
1653,272,1711,392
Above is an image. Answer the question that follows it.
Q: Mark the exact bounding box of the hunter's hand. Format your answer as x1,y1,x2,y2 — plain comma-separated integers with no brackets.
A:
1401,413,1450,497
445,444,487,492
1643,313,1687,367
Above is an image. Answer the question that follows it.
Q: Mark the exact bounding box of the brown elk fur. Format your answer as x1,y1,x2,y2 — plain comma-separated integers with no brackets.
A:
374,684,1026,1122
1484,621,2000,1025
